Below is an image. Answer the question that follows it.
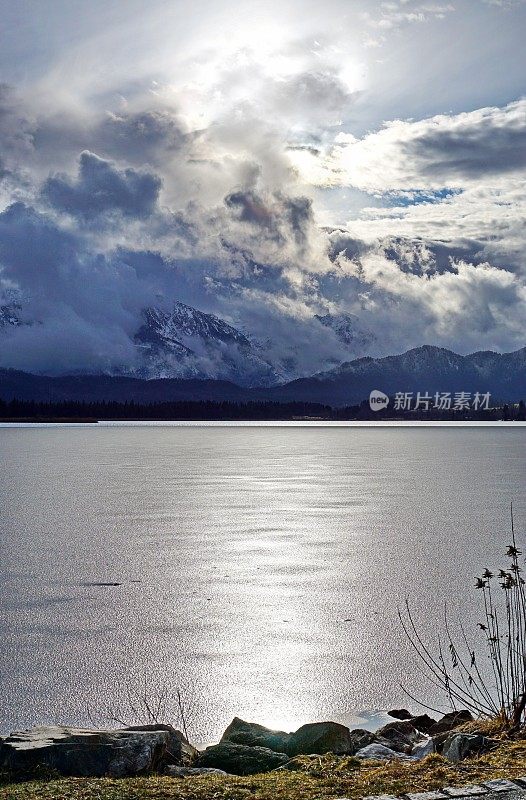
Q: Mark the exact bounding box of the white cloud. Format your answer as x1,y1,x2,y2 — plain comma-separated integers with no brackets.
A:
327,100,526,192
0,1,525,374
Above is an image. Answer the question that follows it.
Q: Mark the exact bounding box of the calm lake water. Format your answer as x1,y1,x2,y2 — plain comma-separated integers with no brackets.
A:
1,424,525,742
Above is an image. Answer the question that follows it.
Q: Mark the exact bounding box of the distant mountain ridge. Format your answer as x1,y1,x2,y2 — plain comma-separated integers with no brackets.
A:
262,345,526,405
1,345,525,407
0,298,376,386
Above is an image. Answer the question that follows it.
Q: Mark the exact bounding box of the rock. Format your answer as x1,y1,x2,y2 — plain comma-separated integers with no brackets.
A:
432,732,452,754
348,729,378,755
375,721,424,754
410,715,437,734
355,743,415,761
429,711,473,736
411,738,434,759
194,742,289,775
442,733,497,763
0,725,171,778
220,717,291,754
388,709,413,720
442,785,487,796
125,724,197,765
166,765,229,776
483,779,520,792
287,721,352,756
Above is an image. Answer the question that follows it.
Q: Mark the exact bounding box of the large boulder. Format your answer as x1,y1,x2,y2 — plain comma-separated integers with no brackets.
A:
375,720,425,754
442,733,497,763
194,742,289,775
429,710,473,736
388,709,413,720
410,714,437,734
125,724,197,765
286,721,352,756
220,717,291,753
0,725,171,777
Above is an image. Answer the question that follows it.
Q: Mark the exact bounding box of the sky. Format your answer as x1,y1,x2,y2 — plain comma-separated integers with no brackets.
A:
0,0,525,375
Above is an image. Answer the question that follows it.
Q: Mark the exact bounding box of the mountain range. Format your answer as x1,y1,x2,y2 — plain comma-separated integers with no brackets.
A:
1,345,525,407
0,298,376,387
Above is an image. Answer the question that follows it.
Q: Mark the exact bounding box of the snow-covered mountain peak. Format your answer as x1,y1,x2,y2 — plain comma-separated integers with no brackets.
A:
315,312,376,351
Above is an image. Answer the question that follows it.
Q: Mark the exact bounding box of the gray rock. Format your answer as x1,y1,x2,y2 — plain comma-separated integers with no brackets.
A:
348,729,378,755
429,711,473,736
0,725,171,777
194,741,289,775
354,743,415,761
483,779,521,792
364,795,400,800
411,738,434,760
442,785,487,796
442,734,497,763
125,723,197,765
375,720,425,754
220,717,291,754
166,765,229,777
287,721,352,756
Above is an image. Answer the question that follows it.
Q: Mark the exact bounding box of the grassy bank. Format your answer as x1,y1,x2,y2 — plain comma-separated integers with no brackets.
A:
3,738,526,800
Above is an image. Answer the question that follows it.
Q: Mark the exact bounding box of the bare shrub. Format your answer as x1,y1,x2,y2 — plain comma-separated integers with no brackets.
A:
400,504,526,731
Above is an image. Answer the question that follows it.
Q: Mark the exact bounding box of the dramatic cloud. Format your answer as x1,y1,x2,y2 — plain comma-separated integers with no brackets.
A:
225,190,313,248
0,0,525,378
42,151,162,221
328,100,526,192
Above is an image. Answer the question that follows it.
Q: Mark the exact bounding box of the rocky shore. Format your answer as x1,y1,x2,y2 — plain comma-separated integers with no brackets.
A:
0,709,499,780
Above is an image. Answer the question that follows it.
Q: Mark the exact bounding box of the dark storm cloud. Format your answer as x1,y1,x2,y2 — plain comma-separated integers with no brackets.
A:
0,202,78,293
225,190,275,228
284,195,312,245
41,151,161,220
224,190,313,248
0,201,178,373
339,100,526,191
410,114,526,180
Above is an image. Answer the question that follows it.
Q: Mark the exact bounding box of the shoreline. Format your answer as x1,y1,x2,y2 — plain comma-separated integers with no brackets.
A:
2,419,526,427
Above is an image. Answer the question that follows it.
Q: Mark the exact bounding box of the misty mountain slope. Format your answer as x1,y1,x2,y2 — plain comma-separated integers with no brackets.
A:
262,345,526,406
0,290,381,384
132,302,280,386
0,303,23,328
315,312,376,353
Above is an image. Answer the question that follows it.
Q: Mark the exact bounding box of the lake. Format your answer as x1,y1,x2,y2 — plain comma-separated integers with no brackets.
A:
1,423,525,743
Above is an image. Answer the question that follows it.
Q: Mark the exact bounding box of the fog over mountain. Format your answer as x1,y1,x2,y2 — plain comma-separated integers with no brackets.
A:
0,0,525,381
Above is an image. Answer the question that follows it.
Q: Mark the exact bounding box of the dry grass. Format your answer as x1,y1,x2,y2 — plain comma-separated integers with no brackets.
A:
3,741,526,800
